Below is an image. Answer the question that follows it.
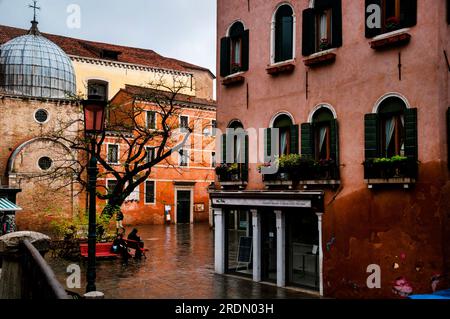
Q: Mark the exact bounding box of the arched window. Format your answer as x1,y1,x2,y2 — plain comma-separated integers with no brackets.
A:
364,95,417,161
88,80,108,101
273,114,294,156
274,4,294,63
220,120,249,182
220,22,249,77
228,120,245,164
378,97,407,158
312,108,335,161
301,107,339,163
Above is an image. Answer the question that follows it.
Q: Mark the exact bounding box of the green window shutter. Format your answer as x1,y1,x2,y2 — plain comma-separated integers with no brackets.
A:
404,108,418,160
302,8,316,56
243,135,249,181
331,0,343,48
365,0,382,38
265,128,272,160
301,123,313,159
330,119,339,165
400,0,417,28
221,134,227,164
241,30,250,72
447,108,450,169
364,113,379,159
220,37,231,77
290,125,299,154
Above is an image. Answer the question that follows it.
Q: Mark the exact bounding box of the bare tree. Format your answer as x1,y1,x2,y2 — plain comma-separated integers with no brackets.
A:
37,75,207,220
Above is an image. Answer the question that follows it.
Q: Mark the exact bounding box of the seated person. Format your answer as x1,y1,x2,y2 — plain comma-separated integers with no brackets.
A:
111,233,129,261
127,228,144,259
127,228,142,242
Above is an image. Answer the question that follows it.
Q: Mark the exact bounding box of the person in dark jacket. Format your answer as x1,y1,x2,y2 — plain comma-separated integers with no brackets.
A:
127,228,142,242
111,233,129,263
127,228,143,259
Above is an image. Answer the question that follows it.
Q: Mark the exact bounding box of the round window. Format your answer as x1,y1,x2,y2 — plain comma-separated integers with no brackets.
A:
38,157,53,171
34,109,49,123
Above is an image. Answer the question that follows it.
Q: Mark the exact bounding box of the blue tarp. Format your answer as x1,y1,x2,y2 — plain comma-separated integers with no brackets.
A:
409,290,450,300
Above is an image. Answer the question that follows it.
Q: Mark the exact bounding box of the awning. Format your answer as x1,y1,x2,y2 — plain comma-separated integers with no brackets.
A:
0,198,22,212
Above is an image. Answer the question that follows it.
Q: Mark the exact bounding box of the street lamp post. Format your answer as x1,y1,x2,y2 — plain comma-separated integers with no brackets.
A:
82,96,107,293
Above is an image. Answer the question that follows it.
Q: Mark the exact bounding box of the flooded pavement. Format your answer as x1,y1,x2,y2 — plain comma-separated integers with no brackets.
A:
47,224,315,299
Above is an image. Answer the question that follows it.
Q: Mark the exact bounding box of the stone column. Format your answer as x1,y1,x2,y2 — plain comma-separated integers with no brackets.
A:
316,213,324,297
275,210,285,287
0,231,50,299
214,208,225,274
251,209,261,282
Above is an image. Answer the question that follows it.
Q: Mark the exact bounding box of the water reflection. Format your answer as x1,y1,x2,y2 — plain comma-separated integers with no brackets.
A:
47,224,311,299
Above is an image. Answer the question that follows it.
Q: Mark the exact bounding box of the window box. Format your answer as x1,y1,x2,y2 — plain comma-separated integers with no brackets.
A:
370,30,411,50
363,157,418,187
260,155,340,188
221,74,245,87
216,163,248,188
266,61,296,76
303,50,336,67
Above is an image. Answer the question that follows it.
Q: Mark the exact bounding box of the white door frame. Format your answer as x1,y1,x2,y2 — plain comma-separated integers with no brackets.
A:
174,187,194,224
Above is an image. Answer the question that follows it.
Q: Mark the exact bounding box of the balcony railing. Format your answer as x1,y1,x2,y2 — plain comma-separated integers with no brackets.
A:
363,157,418,186
216,164,248,187
262,162,340,186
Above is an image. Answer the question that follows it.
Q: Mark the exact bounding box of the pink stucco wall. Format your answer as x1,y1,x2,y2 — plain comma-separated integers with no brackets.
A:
217,0,450,298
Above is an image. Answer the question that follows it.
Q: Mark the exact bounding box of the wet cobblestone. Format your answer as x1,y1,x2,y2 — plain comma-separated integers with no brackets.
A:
47,224,315,299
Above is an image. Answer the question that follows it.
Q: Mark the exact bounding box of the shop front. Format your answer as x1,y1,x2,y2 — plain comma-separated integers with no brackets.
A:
210,191,324,295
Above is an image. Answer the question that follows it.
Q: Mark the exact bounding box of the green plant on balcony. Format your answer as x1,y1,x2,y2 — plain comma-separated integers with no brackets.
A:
215,163,242,182
364,155,414,179
319,38,331,51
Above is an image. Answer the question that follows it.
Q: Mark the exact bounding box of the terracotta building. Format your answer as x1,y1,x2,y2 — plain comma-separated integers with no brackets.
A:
102,85,216,225
0,19,215,232
211,0,450,298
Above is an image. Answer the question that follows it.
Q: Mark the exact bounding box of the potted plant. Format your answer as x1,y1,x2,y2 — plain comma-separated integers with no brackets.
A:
231,63,241,74
319,38,330,51
228,163,241,181
385,17,400,31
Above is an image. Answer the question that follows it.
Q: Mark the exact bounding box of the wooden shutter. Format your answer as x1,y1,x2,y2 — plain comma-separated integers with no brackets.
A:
243,135,249,181
265,128,272,160
302,8,316,56
241,30,250,72
364,113,379,159
447,108,450,169
282,16,294,61
220,37,231,77
290,125,299,154
448,0,450,24
330,119,339,165
404,108,418,160
301,123,314,159
365,0,382,38
400,0,417,28
221,134,227,164
331,0,343,48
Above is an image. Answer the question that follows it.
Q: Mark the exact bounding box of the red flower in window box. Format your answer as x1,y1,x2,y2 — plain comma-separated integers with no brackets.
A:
385,17,401,31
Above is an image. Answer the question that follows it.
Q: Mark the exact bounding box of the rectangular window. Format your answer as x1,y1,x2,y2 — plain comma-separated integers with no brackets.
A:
316,9,332,52
180,116,189,129
146,111,156,130
146,147,156,163
107,144,119,164
145,181,155,204
180,149,189,167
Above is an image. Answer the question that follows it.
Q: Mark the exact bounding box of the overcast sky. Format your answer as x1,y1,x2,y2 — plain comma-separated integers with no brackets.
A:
0,0,217,77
